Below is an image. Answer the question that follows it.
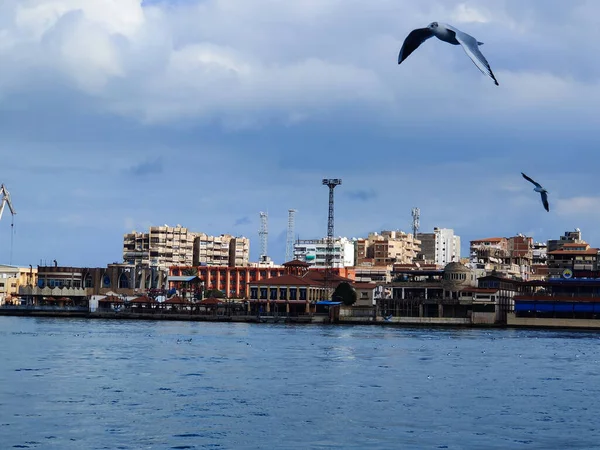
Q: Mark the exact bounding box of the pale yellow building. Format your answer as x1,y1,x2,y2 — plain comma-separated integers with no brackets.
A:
0,265,37,304
355,231,421,266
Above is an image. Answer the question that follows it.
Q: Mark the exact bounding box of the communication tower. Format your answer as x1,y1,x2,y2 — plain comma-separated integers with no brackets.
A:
285,209,297,263
411,207,420,238
259,211,269,262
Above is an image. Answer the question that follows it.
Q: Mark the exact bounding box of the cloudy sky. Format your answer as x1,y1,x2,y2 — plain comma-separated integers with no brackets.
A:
1,0,599,267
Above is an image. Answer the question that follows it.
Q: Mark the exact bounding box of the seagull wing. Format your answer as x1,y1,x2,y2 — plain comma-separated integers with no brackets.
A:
521,172,542,189
540,191,550,212
447,25,499,86
398,28,434,65
541,191,550,212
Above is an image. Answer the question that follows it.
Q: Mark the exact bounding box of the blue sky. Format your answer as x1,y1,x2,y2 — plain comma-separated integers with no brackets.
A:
1,0,600,267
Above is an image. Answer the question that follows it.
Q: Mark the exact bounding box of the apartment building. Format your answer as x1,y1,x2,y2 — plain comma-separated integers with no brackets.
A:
547,242,599,279
123,225,195,269
470,234,535,280
417,227,461,266
123,225,250,269
293,237,355,268
547,229,584,253
355,231,421,266
193,234,250,267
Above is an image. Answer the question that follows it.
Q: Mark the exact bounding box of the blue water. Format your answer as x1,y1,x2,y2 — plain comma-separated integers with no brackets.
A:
1,317,599,449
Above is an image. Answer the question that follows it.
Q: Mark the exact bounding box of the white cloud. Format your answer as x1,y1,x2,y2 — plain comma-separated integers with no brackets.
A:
554,197,600,217
0,0,599,129
450,3,490,24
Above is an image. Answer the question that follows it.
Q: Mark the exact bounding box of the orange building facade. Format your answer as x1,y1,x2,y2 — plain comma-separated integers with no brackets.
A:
169,264,356,299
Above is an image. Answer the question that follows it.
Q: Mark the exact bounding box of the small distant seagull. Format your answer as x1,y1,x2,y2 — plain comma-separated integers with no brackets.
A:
397,22,499,86
521,172,549,212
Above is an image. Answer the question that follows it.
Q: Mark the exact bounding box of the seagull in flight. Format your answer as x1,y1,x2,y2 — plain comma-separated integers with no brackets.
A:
398,22,499,86
521,172,549,212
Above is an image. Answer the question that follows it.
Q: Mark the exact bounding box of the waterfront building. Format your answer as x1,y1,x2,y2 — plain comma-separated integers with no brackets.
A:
293,237,355,268
17,263,164,306
378,262,510,324
509,277,600,328
354,231,421,266
246,260,372,316
168,263,356,300
0,265,37,305
417,227,461,266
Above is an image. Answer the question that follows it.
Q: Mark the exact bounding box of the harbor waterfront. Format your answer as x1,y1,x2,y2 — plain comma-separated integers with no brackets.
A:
2,316,600,449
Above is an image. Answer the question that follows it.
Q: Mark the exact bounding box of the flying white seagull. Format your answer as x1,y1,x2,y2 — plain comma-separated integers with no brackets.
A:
521,172,549,212
398,22,499,86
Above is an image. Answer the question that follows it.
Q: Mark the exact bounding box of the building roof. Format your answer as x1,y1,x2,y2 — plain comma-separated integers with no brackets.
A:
130,295,155,303
353,282,377,289
200,297,224,305
282,259,311,268
462,288,499,294
99,295,124,303
252,274,314,286
548,249,598,255
249,270,354,288
167,276,200,282
471,237,505,243
163,296,191,304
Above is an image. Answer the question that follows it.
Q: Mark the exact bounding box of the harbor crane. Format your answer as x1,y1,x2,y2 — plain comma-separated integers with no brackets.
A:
0,184,16,264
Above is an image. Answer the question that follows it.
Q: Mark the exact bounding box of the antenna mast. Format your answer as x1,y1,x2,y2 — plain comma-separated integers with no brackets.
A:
285,209,297,263
259,211,269,263
411,207,420,238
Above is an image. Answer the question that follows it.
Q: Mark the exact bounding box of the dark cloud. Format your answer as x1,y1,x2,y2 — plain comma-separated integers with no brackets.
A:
128,157,164,176
234,216,251,226
345,189,378,202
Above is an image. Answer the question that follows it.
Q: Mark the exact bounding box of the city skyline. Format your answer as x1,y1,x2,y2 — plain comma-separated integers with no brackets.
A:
2,1,600,267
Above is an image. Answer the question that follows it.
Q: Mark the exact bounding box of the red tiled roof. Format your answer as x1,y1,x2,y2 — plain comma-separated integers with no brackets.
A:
282,259,311,267
548,248,598,255
100,295,124,303
200,297,224,305
130,295,156,303
163,296,191,304
251,274,313,286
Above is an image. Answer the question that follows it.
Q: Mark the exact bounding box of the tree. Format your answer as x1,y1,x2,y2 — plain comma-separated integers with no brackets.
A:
204,288,225,299
182,267,197,276
332,282,357,306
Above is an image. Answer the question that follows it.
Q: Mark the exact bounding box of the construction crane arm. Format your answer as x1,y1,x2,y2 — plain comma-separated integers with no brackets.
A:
0,184,16,221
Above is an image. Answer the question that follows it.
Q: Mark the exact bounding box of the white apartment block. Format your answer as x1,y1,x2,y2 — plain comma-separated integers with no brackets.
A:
123,225,196,269
418,227,461,267
293,237,355,268
123,225,250,269
193,233,250,267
